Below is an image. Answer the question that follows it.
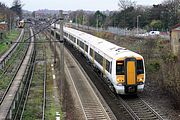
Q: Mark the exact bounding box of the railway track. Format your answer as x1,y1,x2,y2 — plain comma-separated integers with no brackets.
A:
64,40,133,120
0,29,25,77
118,95,165,120
0,28,29,104
65,51,111,120
46,31,116,120
20,31,46,120
0,27,35,120
0,29,24,65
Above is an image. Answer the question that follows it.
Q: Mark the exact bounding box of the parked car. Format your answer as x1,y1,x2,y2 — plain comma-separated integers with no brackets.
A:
149,31,160,35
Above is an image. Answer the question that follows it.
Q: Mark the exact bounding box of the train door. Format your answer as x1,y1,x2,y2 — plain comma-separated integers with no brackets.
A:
125,58,137,93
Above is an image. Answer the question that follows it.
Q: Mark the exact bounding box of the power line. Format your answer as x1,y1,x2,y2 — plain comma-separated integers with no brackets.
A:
8,18,60,44
10,40,61,43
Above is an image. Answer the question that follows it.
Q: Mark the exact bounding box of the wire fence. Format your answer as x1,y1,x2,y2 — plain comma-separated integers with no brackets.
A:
69,23,170,40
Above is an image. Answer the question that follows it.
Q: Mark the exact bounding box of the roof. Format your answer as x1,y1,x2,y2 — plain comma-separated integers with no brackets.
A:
54,24,143,60
171,23,180,31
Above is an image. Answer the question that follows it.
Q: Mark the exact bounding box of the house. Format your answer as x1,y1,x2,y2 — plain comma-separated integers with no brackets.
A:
171,24,180,56
0,21,8,31
0,22,8,40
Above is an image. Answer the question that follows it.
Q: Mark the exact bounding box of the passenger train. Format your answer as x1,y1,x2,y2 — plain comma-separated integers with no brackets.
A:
51,24,145,95
18,20,25,28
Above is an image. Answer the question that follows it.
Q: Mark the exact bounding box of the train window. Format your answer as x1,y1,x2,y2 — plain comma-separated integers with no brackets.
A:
95,52,103,66
51,30,54,36
65,32,67,37
77,39,80,45
110,62,112,74
85,44,88,53
73,36,76,43
56,33,60,40
69,34,76,43
90,48,93,57
137,60,144,74
106,60,112,73
64,32,68,37
80,41,84,49
116,61,124,75
69,35,73,41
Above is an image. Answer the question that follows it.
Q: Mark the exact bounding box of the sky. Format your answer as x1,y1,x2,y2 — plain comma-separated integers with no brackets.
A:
1,0,164,11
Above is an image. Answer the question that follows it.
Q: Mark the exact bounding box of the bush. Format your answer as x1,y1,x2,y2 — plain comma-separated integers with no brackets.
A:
146,61,160,73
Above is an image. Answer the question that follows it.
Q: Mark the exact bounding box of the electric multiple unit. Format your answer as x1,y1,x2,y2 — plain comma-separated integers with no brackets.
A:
52,25,145,94
18,20,25,28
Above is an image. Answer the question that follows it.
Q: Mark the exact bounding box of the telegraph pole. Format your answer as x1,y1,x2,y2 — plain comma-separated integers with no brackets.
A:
59,10,64,86
59,10,64,74
54,16,57,64
137,15,141,35
76,15,78,28
96,15,99,32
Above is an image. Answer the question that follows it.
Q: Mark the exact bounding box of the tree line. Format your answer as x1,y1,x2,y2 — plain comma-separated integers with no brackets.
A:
69,0,180,31
0,0,23,30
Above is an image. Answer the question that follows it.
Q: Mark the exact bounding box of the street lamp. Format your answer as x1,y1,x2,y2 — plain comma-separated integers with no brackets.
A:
137,15,141,35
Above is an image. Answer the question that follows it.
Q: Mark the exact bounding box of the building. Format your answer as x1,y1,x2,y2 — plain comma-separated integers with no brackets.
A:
0,22,8,40
0,22,8,30
171,24,180,56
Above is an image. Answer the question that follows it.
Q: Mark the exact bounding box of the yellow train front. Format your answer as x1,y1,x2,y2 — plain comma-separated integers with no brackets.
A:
114,57,145,94
53,25,145,95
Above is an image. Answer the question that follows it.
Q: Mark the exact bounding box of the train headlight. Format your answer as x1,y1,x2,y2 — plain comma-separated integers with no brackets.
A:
116,75,125,85
137,78,144,85
138,78,144,82
117,79,125,84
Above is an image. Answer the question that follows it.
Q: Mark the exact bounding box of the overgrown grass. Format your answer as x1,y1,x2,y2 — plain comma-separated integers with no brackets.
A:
22,34,45,119
0,32,29,91
45,38,62,120
45,65,57,119
22,64,44,120
45,66,62,119
0,29,19,55
23,33,62,120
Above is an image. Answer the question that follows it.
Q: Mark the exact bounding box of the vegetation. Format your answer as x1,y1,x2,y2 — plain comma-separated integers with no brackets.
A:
22,65,44,120
45,64,62,119
44,35,62,119
0,0,23,31
150,20,163,30
0,30,19,55
0,32,28,91
10,0,23,19
69,0,180,31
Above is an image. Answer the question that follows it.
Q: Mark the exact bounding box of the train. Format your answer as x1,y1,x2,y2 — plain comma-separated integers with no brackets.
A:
51,25,145,95
17,20,25,28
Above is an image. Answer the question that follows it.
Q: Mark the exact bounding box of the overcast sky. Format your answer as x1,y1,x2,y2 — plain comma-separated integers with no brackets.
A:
1,0,164,11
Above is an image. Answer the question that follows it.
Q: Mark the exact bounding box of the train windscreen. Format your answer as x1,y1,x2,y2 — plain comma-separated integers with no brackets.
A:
116,61,124,75
137,60,144,74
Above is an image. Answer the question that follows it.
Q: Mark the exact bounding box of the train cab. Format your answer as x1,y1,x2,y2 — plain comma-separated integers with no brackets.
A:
18,20,25,28
115,57,145,94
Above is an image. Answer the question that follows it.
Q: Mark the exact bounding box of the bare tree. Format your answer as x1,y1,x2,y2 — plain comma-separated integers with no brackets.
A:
0,2,16,31
118,0,136,10
162,0,180,26
10,0,23,19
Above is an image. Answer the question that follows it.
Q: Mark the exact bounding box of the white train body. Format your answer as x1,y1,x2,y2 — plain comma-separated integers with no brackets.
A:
53,25,145,94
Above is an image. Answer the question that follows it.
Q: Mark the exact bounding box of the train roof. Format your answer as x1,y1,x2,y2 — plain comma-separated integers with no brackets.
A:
54,24,143,60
